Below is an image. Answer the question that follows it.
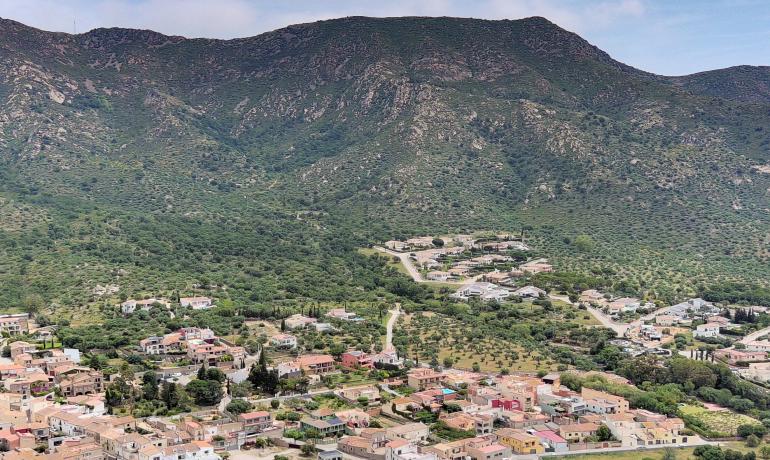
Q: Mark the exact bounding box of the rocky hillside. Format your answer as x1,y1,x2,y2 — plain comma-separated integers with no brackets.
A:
0,16,769,310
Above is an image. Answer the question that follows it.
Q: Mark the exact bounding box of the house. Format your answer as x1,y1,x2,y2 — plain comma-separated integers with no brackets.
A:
284,314,318,330
655,315,678,327
519,258,553,274
338,386,381,405
301,416,345,437
579,290,607,306
448,267,469,277
296,354,335,375
326,308,360,321
465,442,511,460
558,422,599,442
452,283,511,303
0,314,29,336
238,411,271,437
187,340,246,367
121,298,169,314
341,351,375,369
140,333,183,355
318,450,344,460
335,409,371,428
744,341,770,352
10,341,36,359
707,315,731,325
276,361,301,378
581,388,629,414
407,368,445,390
269,333,297,349
59,370,103,397
385,240,409,251
714,348,767,365
427,271,451,282
387,440,437,460
608,297,641,313
372,349,404,367
513,286,545,299
482,272,512,285
496,428,544,455
406,237,435,248
180,297,213,309
4,371,52,397
694,322,721,338
534,430,569,453
312,322,334,332
386,422,430,443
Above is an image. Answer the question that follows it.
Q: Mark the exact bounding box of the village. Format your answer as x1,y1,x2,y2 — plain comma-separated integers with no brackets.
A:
0,306,704,460
0,234,769,460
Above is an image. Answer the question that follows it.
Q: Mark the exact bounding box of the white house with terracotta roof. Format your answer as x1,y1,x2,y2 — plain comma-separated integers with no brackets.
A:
180,297,213,309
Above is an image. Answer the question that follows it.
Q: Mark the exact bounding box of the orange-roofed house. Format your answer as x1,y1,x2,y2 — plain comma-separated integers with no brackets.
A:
558,423,600,442
407,368,445,390
238,411,272,437
296,354,335,375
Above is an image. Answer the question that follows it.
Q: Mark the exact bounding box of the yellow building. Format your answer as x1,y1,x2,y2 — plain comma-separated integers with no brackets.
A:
496,428,544,454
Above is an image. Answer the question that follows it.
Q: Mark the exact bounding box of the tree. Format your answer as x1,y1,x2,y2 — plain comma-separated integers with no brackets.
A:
693,445,725,460
759,445,770,459
197,365,207,380
747,434,761,448
270,399,280,409
280,319,286,331
300,443,316,456
22,294,44,316
185,379,223,406
596,424,613,442
205,368,226,382
142,371,159,401
231,381,254,398
432,238,444,247
161,381,180,408
225,398,253,415
573,234,596,252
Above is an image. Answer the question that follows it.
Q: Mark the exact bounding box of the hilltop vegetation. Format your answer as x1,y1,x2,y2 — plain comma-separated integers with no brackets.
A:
0,16,769,313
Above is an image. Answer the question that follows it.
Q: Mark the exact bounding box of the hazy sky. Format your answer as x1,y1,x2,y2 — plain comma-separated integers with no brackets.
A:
0,0,767,76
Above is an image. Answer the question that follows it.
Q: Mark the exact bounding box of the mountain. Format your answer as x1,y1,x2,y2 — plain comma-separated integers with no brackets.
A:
0,15,769,315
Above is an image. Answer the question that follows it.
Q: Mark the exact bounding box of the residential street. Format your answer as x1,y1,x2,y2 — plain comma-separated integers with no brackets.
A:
373,246,484,286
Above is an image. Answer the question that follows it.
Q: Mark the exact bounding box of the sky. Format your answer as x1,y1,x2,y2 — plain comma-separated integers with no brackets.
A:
0,0,767,76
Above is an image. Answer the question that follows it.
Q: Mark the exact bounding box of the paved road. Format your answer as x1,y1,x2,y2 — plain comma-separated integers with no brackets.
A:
374,246,475,285
585,305,634,337
739,325,770,344
384,305,400,350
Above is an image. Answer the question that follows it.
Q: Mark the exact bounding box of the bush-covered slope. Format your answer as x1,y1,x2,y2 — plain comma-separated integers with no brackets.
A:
0,16,769,312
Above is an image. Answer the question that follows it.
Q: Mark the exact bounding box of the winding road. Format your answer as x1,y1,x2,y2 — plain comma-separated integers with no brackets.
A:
384,304,401,350
374,246,483,285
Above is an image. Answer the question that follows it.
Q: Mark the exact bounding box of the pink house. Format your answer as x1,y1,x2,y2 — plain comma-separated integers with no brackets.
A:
341,351,375,369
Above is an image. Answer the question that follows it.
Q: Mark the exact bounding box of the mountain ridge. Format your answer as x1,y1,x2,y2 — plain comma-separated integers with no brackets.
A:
0,15,768,312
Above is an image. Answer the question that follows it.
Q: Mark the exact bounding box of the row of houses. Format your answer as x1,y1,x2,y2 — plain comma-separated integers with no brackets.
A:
121,296,214,314
138,328,246,368
1,343,102,398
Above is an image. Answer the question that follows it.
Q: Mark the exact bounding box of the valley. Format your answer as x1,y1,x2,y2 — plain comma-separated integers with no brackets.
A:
0,12,769,460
